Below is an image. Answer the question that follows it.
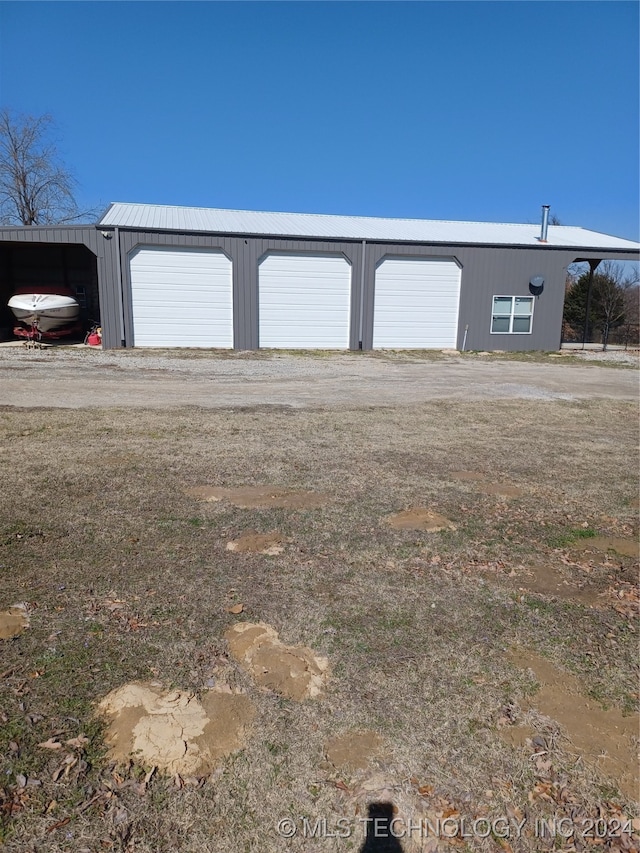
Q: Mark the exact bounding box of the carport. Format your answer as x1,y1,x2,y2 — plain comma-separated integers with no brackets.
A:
0,227,102,343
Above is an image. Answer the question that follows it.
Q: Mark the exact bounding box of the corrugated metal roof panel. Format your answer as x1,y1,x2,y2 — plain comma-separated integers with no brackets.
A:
99,203,640,251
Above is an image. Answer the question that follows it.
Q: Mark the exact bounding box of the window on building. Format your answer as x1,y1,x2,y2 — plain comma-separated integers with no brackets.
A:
491,296,534,334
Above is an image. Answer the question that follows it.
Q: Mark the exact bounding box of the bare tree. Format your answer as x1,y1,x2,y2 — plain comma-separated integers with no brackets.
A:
598,260,639,350
593,261,625,350
0,109,90,225
563,260,639,349
621,281,640,348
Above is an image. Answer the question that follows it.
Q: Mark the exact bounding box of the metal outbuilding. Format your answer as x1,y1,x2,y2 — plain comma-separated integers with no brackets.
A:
1,203,638,350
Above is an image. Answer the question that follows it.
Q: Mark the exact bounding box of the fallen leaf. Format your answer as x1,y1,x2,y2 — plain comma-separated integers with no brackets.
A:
63,755,78,777
227,603,244,615
65,735,89,749
529,780,555,803
46,816,70,833
38,738,62,750
77,793,107,814
442,807,460,819
113,805,129,826
534,757,552,774
335,780,349,792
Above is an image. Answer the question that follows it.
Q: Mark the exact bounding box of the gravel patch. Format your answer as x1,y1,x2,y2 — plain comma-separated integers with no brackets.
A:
560,347,640,367
0,346,637,408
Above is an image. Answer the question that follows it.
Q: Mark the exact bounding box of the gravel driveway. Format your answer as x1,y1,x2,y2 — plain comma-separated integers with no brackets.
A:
0,347,637,408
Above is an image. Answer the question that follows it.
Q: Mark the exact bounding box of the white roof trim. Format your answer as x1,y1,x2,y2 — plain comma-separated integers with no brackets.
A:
99,203,640,251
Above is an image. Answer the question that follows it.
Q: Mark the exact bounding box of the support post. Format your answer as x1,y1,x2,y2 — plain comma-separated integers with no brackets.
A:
114,226,125,347
582,259,600,349
358,240,366,349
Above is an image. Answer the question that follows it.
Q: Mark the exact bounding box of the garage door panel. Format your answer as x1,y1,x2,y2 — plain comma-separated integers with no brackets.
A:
129,247,233,348
259,254,351,349
373,258,460,349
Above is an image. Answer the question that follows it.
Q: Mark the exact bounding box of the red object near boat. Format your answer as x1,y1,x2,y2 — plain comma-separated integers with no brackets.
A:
87,330,102,347
13,321,83,341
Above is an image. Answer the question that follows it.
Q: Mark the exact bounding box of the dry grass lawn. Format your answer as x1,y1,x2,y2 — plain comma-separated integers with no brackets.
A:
0,397,638,852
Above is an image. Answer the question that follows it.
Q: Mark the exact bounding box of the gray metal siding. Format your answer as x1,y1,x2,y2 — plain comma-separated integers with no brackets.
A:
2,226,636,351
0,226,98,248
114,230,637,352
454,247,567,351
96,234,121,348
452,246,624,351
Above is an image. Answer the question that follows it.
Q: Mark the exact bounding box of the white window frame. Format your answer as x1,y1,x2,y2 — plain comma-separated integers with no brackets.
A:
490,295,534,335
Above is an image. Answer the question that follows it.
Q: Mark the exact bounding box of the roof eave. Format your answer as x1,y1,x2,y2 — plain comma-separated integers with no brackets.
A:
92,222,640,253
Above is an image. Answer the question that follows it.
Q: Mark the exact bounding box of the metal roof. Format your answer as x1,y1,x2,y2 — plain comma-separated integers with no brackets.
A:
99,203,640,251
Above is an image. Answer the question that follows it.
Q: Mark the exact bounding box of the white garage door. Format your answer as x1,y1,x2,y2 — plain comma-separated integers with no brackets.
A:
259,254,351,348
373,257,461,349
129,247,233,348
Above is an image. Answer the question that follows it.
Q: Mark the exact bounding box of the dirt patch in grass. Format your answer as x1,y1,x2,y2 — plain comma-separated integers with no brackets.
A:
450,470,487,481
185,485,330,509
384,508,456,532
509,650,639,800
504,563,607,605
225,622,329,700
0,603,29,640
97,682,255,776
449,471,525,497
480,558,638,617
324,730,384,770
474,482,525,498
226,531,287,555
498,723,537,749
579,535,639,559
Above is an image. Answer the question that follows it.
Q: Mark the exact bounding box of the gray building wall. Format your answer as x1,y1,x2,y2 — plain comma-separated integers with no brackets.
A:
110,226,637,352
2,225,637,351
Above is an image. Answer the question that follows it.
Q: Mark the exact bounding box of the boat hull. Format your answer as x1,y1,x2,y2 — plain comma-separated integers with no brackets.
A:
8,292,80,333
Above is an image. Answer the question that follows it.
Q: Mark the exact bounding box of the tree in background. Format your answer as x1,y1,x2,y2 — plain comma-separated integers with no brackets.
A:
563,260,639,349
0,109,86,225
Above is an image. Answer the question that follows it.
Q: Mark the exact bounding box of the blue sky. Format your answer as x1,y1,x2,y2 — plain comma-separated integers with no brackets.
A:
0,1,638,240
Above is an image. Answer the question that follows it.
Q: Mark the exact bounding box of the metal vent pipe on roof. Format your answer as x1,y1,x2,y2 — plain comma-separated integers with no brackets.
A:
539,205,550,242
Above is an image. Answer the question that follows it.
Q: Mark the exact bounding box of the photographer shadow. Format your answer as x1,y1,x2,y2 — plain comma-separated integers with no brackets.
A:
359,802,404,852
